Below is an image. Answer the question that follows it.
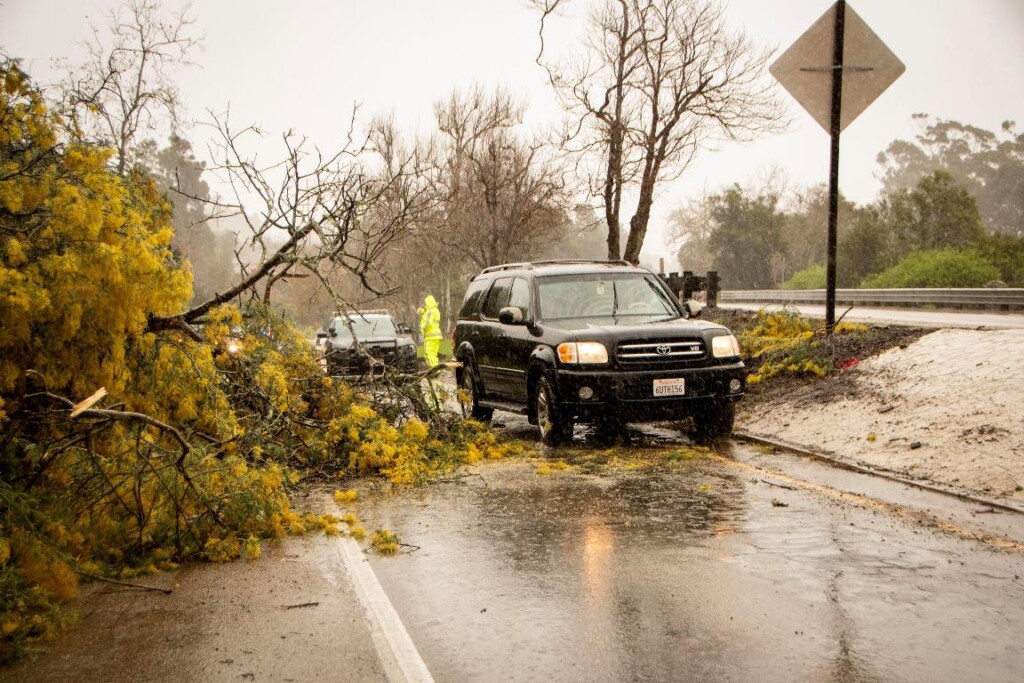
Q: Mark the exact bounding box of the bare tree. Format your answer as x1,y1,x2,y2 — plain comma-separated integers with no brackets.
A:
534,0,783,264
147,111,436,332
433,86,569,270
60,0,200,177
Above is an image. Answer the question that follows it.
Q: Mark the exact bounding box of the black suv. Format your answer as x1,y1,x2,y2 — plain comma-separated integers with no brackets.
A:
453,260,745,443
316,311,418,377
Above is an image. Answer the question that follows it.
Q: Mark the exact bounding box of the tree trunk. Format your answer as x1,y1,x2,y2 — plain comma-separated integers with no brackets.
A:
623,173,657,264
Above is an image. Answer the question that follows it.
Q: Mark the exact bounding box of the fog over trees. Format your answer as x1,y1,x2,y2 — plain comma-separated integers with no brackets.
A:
4,0,1022,321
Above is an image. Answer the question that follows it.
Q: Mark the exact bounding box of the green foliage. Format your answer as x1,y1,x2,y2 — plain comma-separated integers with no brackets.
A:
837,206,895,287
877,115,1024,237
839,171,985,285
780,185,858,279
889,171,985,251
707,185,786,289
972,233,1024,286
860,249,1000,289
781,264,826,290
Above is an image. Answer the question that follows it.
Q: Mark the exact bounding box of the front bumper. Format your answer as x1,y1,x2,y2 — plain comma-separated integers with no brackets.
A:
551,362,745,422
327,349,418,376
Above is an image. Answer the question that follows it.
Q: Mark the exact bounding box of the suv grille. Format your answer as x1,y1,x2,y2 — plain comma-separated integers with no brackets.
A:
616,339,705,364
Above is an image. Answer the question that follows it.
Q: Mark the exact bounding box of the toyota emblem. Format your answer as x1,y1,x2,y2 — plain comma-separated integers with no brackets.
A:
656,344,671,355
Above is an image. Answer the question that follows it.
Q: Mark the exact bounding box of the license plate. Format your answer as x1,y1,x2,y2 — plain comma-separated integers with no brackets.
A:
653,378,685,396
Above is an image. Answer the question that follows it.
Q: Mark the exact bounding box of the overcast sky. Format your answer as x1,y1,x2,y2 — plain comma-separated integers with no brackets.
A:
2,0,1022,263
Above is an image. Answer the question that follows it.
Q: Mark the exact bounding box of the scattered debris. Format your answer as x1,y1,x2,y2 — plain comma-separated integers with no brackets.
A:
74,570,173,595
283,601,320,610
760,479,798,491
771,498,789,508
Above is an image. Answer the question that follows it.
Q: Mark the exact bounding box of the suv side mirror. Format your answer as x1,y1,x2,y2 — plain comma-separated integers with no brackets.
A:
498,306,525,325
316,331,328,340
685,299,705,318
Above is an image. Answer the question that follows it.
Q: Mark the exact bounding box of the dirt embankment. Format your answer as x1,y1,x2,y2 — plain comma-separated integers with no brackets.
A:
739,328,1024,504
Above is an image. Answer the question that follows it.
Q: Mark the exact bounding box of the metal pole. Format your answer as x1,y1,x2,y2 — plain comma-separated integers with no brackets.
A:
825,0,846,334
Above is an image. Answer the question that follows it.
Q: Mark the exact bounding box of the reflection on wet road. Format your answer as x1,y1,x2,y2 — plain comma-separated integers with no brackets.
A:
361,428,1024,683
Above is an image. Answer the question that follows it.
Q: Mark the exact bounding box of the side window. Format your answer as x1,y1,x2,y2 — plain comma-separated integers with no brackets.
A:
458,278,491,319
480,277,513,319
508,277,531,318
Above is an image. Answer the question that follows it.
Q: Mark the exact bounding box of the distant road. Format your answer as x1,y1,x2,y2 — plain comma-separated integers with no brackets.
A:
717,302,1024,329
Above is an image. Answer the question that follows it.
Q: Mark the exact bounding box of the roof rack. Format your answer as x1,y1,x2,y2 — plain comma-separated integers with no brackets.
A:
480,259,634,274
481,262,534,274
333,309,390,317
531,259,633,267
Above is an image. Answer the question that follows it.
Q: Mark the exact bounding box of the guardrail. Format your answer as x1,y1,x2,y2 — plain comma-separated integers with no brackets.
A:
720,288,1024,311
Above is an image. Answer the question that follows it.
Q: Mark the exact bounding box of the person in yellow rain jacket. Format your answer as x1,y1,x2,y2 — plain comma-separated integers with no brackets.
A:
418,294,442,368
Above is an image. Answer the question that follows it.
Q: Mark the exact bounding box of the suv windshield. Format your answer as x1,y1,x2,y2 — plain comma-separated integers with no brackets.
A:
537,274,679,321
334,316,397,340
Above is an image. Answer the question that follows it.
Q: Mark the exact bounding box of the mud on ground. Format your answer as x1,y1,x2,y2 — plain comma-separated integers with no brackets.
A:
709,309,1024,504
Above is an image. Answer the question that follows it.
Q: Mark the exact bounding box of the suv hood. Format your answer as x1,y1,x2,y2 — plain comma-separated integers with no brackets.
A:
542,316,726,339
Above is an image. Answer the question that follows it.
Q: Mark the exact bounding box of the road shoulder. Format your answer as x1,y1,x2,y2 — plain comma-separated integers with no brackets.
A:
5,535,389,683
740,328,1024,505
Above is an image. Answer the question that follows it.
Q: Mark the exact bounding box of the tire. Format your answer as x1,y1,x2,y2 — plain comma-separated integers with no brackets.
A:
459,362,493,422
535,376,573,445
693,399,735,442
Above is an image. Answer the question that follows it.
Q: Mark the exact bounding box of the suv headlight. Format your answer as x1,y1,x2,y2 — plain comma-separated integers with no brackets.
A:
557,342,608,364
711,334,741,358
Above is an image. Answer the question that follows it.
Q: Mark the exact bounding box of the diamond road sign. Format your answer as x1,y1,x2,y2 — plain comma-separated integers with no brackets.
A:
770,2,905,133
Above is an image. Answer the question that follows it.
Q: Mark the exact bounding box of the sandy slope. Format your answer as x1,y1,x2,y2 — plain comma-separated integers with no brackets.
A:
739,329,1024,504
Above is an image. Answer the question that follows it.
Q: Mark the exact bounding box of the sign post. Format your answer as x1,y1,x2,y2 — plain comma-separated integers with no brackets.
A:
770,1,904,333
825,1,846,334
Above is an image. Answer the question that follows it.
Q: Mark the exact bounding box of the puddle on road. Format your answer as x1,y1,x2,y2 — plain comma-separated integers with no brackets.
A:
367,416,751,557
356,451,877,682
357,452,768,682
352,424,1024,683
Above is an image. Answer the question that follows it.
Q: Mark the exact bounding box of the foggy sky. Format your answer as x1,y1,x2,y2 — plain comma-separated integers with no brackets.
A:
2,0,1022,263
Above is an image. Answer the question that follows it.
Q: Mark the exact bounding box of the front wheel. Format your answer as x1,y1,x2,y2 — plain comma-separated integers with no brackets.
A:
459,363,493,422
535,376,573,445
692,399,735,442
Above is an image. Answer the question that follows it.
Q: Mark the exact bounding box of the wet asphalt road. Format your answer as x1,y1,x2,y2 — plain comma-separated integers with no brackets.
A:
359,421,1024,683
7,419,1024,682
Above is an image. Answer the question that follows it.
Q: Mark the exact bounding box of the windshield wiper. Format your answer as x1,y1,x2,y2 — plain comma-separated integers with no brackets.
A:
612,282,619,316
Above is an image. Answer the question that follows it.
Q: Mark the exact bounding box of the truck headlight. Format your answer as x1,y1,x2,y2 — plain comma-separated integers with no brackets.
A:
557,342,608,364
711,334,741,358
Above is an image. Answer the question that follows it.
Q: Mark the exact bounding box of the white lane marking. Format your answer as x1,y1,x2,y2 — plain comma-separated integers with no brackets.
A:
337,537,435,683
